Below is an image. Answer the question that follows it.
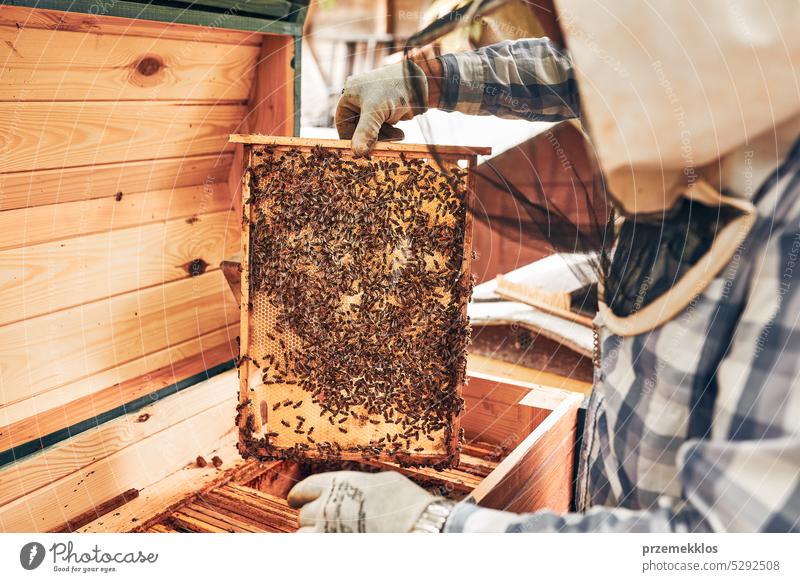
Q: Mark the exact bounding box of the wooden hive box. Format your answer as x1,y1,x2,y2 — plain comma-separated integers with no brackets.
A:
77,367,583,533
0,1,306,532
233,136,489,468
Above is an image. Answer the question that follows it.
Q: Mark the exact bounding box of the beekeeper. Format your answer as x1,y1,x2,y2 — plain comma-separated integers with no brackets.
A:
288,0,800,532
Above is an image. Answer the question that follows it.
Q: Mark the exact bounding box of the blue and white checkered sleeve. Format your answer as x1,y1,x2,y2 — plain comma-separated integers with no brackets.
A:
444,434,799,532
437,38,580,121
443,496,707,533
445,161,800,533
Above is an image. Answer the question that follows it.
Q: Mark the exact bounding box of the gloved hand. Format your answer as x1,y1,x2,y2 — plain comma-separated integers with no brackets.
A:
287,470,436,532
335,61,428,157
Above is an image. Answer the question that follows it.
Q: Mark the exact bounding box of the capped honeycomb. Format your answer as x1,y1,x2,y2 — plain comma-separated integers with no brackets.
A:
234,136,481,468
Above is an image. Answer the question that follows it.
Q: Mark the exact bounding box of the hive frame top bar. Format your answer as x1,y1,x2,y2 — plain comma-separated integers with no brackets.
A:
229,134,492,157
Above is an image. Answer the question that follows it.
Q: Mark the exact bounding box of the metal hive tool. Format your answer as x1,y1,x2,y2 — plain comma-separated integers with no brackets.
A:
231,135,488,468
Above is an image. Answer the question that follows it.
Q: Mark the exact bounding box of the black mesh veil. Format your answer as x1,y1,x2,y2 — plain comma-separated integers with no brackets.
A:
398,25,615,305
395,10,746,320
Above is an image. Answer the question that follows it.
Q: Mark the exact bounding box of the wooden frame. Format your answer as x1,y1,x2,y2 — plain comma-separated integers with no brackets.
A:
229,134,492,156
468,377,581,513
233,135,486,466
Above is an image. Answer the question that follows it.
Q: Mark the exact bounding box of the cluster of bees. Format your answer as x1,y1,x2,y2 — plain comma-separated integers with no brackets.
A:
239,145,471,468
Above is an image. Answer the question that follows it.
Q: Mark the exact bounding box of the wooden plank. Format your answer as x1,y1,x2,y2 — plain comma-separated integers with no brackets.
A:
0,102,245,173
470,393,581,514
0,339,237,455
118,459,281,533
212,484,298,530
468,354,593,394
225,459,283,486
0,25,259,102
200,493,286,532
0,324,236,429
0,370,239,532
179,504,265,533
0,369,237,508
245,35,296,138
462,372,567,448
236,150,252,454
470,325,594,384
51,488,139,533
229,134,492,156
170,510,232,533
227,34,297,207
468,370,581,412
462,396,550,449
0,153,232,212
224,483,297,515
183,0,292,19
246,460,302,499
0,270,238,410
461,440,501,459
0,6,263,45
198,504,284,533
464,371,535,407
0,182,235,251
495,278,594,327
80,431,243,532
457,453,498,478
0,210,239,325
221,255,242,303
364,460,482,493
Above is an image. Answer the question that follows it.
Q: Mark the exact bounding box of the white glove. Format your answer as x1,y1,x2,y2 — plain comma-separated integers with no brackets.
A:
335,61,428,157
287,470,436,532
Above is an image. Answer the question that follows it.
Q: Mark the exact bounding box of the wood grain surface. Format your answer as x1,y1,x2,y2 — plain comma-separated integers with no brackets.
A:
0,102,245,173
0,271,238,408
0,25,259,102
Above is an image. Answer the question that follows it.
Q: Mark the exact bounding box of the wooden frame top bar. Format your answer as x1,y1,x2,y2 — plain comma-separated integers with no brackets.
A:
229,134,492,157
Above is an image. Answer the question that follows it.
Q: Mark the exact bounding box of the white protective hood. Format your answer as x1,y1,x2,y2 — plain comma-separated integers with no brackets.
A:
554,0,800,216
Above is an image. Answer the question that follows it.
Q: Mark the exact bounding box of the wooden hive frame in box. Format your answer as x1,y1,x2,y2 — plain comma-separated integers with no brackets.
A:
232,135,490,467
80,369,583,533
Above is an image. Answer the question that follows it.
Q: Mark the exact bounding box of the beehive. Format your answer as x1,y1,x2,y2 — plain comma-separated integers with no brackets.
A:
124,373,583,533
232,136,489,467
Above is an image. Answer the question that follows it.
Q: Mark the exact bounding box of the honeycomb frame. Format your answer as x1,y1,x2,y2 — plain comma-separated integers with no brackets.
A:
231,135,488,468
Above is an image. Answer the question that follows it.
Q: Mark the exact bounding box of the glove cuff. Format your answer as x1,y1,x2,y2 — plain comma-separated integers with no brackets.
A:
403,60,429,113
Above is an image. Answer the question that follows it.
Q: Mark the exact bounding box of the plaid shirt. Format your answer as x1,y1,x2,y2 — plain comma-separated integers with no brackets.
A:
438,38,580,121
441,39,800,532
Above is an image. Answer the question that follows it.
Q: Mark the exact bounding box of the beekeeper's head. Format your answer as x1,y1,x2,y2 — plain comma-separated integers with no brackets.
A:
555,0,800,215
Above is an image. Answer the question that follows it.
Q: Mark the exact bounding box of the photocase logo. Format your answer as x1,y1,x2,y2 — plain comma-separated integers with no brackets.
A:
20,542,46,570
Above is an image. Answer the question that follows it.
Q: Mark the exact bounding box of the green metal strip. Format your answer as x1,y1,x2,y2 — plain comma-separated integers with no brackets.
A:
188,0,292,20
0,358,235,469
8,0,303,36
293,33,302,137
